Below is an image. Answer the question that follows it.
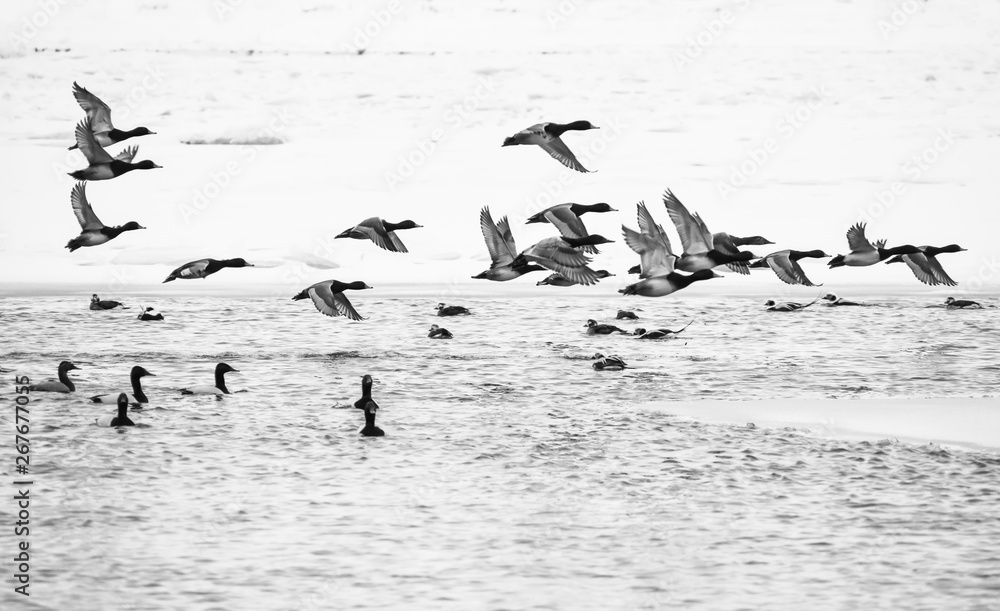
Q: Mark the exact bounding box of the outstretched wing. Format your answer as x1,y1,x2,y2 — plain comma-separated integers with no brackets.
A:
74,118,114,164
354,218,402,253
70,182,104,230
846,223,876,254
114,145,138,163
480,207,516,268
636,201,673,253
663,189,712,254
622,225,675,277
924,255,958,286
535,131,591,173
309,283,367,321
766,251,819,286
898,254,940,286
72,82,114,133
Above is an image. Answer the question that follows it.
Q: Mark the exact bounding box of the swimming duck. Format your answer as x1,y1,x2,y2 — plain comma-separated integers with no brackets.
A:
511,234,613,286
162,258,254,282
428,324,453,339
90,365,155,405
945,297,982,309
536,270,614,286
28,361,79,393
353,374,380,411
585,319,628,335
292,280,371,320
138,306,164,321
616,310,638,320
632,320,693,339
474,206,546,281
619,224,719,296
526,203,618,254
90,294,126,310
65,182,145,252
750,249,829,286
822,294,862,306
884,244,965,286
828,223,923,268
502,120,599,173
95,393,135,427
592,354,627,371
69,82,155,150
180,363,239,395
335,217,422,253
358,401,385,437
764,297,821,312
68,118,161,181
436,303,471,316
662,190,756,274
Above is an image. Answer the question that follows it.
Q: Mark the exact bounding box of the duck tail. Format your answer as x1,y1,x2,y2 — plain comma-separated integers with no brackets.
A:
65,238,82,252
619,284,637,296
68,143,79,151
291,289,308,301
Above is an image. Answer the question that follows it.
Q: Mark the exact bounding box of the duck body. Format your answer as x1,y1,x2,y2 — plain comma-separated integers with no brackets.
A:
335,218,421,253
822,294,862,306
163,258,254,282
95,394,135,427
28,361,79,393
828,223,923,268
945,297,982,309
616,310,638,320
138,307,164,321
180,363,238,395
292,280,371,320
619,269,719,297
436,303,471,316
474,207,547,281
632,320,693,339
592,354,627,371
502,121,599,173
585,319,627,335
428,324,453,339
753,249,829,286
764,297,820,312
353,374,380,411
90,366,154,404
90,294,126,310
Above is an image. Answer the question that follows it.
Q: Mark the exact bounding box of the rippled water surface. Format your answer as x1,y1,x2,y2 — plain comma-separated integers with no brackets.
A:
2,293,999,610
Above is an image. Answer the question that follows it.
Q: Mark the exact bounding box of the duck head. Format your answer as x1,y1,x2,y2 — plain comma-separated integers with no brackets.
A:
216,362,239,375
133,160,162,170
584,319,598,327
633,328,647,336
120,221,146,232
225,258,253,268
595,270,615,279
735,236,775,246
563,234,614,248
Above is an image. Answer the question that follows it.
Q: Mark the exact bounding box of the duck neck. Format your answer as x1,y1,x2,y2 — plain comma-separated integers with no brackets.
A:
58,368,76,392
215,370,230,394
131,372,148,403
365,409,377,428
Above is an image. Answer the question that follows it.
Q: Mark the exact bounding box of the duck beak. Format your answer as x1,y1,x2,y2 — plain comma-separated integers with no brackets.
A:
153,164,163,168
138,225,147,230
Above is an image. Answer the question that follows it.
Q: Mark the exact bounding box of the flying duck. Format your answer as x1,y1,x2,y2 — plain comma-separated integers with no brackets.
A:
474,206,546,281
90,294,126,310
292,280,371,320
945,297,982,309
632,320,693,339
68,118,161,181
536,270,614,286
750,249,829,286
828,223,923,268
663,190,756,274
502,120,599,172
335,218,422,253
511,234,613,286
65,183,145,252
95,394,136,427
163,258,254,282
428,324,453,339
764,297,821,312
180,363,239,395
525,203,617,254
436,303,471,316
822,294,862,306
90,365,155,405
28,361,79,393
619,224,719,296
884,244,965,286
585,319,628,335
592,354,627,371
69,82,155,150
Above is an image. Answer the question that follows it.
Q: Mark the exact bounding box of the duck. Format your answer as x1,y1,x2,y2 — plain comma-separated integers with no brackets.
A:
750,249,829,286
90,366,155,405
633,320,693,339
90,294,126,310
884,244,965,286
68,118,161,181
585,319,628,335
474,206,547,281
68,82,155,150
358,401,385,437
945,297,982,309
28,361,80,393
764,297,821,312
163,258,254,282
335,217,422,253
95,394,135,427
827,223,923,268
292,280,371,320
436,303,471,316
64,182,145,252
536,270,614,286
592,353,627,371
180,363,239,395
822,294,862,306
624,201,677,278
353,374,379,411
525,203,617,254
511,234,613,286
662,190,756,274
619,224,719,296
138,306,164,321
428,324,453,339
502,120,599,173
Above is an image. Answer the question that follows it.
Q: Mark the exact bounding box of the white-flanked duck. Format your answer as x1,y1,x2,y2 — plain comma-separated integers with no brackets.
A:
68,118,161,181
90,366,155,405
474,206,546,281
163,258,255,282
428,324,453,339
138,306,164,321
512,234,613,286
335,217,422,253
619,224,720,296
65,182,145,252
536,270,614,286
822,294,863,306
292,280,372,320
29,361,80,393
885,244,965,286
90,294,126,310
764,296,821,312
633,320,693,339
592,354,627,371
502,120,599,173
95,394,135,427
436,303,471,316
945,297,982,309
828,223,922,268
585,319,628,335
750,249,829,286
662,190,756,274
180,363,239,395
69,82,155,150
525,203,617,254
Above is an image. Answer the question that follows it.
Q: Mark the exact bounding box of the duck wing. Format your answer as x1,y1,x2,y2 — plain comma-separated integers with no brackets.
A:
543,206,598,254
174,259,211,280
924,255,958,286
354,217,402,252
846,223,876,254
663,189,712,254
712,232,751,275
70,182,104,230
480,207,516,268
636,201,673,252
114,145,138,163
523,237,591,268
622,225,675,277
309,282,367,321
766,251,820,286
897,254,940,286
74,118,114,164
72,82,114,133
520,125,591,173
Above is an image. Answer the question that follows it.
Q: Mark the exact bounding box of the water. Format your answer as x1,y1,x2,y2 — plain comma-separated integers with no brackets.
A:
1,292,999,610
